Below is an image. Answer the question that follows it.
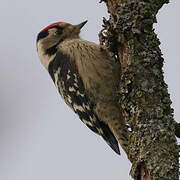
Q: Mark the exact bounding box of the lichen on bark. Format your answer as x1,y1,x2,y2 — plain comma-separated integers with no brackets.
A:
99,0,179,179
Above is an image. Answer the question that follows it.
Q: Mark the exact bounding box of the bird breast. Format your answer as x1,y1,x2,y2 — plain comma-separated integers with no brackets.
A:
58,39,120,101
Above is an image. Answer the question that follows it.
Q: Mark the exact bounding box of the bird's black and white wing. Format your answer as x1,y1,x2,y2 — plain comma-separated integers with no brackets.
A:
48,50,120,154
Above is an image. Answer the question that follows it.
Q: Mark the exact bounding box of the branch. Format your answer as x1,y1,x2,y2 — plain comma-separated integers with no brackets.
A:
99,0,179,179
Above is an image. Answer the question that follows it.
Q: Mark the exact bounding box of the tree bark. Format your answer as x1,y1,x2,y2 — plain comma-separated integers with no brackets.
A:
99,0,179,179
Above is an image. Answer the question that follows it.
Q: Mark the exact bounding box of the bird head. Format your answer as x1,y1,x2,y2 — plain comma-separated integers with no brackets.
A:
37,21,87,52
36,20,87,69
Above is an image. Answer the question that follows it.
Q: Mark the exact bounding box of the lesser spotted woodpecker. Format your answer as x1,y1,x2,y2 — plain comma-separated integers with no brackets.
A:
36,20,129,155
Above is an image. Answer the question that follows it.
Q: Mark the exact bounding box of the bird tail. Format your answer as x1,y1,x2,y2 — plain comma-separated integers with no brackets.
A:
95,101,129,155
99,121,120,155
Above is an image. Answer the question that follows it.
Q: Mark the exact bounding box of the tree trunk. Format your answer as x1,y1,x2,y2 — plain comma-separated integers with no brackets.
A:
99,0,179,179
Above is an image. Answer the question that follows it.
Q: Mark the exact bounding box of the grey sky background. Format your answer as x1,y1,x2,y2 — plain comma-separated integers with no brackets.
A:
0,0,179,179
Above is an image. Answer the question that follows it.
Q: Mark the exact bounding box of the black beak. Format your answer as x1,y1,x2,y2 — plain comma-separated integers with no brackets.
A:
73,20,88,30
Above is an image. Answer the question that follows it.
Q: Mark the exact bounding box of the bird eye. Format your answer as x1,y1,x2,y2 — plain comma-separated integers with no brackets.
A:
54,31,58,35
53,28,62,36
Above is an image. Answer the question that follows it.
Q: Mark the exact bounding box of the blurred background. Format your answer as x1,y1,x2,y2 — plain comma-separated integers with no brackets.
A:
0,0,179,179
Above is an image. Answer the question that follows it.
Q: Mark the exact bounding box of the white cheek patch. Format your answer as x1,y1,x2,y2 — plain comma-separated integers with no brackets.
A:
37,41,56,70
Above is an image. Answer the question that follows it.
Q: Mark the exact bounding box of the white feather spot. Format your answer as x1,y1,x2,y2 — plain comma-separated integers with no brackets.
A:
69,87,76,92
67,95,72,104
67,74,71,80
54,68,61,88
77,91,84,97
73,104,84,112
84,104,90,110
73,74,78,81
82,120,93,127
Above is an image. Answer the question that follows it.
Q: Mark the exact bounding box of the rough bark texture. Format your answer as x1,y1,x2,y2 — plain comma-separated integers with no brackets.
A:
99,0,179,179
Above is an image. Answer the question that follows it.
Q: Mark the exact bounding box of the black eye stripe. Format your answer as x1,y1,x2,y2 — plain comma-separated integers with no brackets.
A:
37,30,49,42
45,44,57,56
37,26,63,42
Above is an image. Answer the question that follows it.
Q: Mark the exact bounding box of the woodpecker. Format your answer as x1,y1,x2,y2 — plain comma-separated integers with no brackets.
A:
36,20,129,155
